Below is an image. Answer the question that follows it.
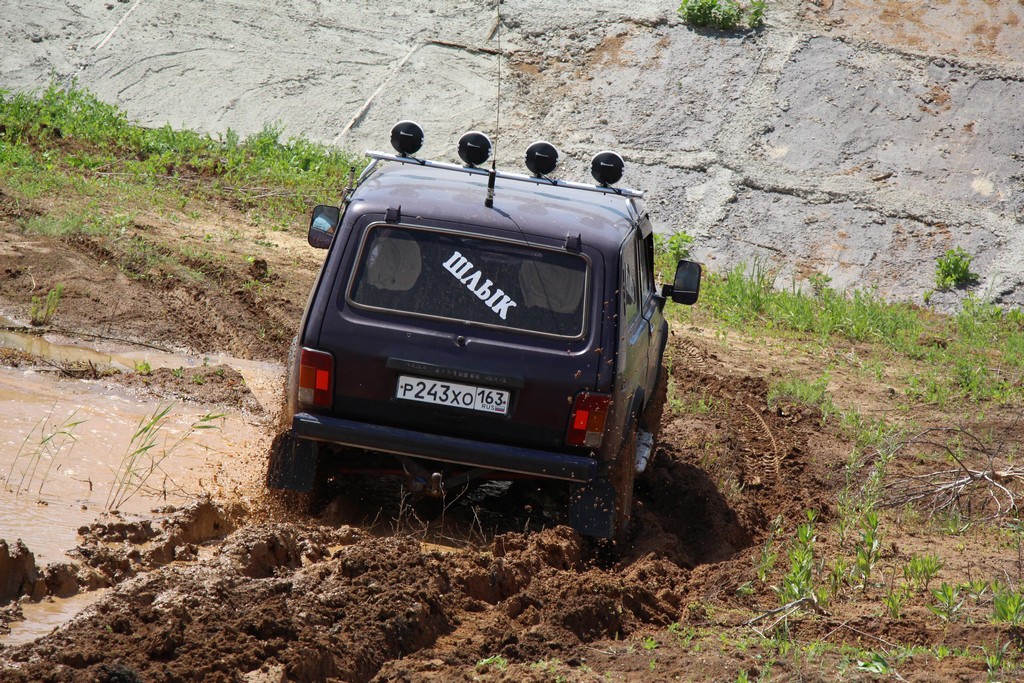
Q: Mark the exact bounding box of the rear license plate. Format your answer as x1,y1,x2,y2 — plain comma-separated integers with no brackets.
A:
395,375,510,415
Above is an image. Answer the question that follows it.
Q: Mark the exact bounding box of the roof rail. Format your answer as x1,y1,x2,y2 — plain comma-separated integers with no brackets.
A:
363,151,644,199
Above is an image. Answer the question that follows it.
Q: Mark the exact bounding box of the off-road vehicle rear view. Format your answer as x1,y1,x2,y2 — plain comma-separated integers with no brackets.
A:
269,122,701,540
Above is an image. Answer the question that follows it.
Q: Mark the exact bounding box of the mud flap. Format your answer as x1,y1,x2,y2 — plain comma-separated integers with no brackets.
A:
266,431,320,493
567,479,616,539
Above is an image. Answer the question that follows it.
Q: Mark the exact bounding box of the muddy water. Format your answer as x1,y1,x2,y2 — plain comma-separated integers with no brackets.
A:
0,367,257,561
2,590,110,647
0,319,283,411
0,325,280,564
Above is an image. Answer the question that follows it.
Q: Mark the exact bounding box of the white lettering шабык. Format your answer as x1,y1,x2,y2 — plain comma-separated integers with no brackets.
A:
443,251,518,320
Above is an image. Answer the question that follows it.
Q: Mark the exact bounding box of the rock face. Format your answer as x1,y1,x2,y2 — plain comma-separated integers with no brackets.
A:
0,539,39,604
1,1,1022,307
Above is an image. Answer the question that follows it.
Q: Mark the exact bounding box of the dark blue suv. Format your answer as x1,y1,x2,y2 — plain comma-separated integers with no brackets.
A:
268,124,700,541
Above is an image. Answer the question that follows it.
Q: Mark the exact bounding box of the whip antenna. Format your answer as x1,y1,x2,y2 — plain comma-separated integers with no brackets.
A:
485,0,501,208
494,0,501,170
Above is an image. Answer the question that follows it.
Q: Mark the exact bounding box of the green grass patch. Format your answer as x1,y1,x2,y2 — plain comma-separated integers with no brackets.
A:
670,262,1024,406
0,82,362,223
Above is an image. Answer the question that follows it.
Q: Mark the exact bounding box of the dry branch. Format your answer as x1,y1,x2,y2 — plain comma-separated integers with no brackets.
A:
881,426,1024,523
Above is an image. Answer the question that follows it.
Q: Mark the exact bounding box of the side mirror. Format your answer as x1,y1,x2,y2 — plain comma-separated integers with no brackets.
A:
661,260,701,305
308,205,340,249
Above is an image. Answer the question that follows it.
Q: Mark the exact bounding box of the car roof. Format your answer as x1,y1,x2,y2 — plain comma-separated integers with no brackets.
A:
349,161,643,253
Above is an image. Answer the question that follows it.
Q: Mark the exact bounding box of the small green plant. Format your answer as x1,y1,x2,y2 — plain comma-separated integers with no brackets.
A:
992,589,1024,627
935,247,979,291
856,652,893,675
133,360,152,375
678,0,752,29
929,582,964,622
475,655,508,672
883,584,909,619
964,579,990,604
852,511,881,589
827,557,850,601
984,642,1008,681
529,658,562,674
938,511,970,536
642,636,659,651
668,622,697,649
654,230,695,280
809,272,833,298
29,283,64,326
171,367,185,379
776,511,819,605
756,543,777,583
903,553,944,592
747,0,766,28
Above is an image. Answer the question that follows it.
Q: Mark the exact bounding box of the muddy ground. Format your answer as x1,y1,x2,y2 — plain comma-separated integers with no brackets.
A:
2,0,1024,681
0,319,861,682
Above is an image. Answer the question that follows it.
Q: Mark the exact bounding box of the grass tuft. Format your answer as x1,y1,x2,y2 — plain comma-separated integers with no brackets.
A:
106,404,222,510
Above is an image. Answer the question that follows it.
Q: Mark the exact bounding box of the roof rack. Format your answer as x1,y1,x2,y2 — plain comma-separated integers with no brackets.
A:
363,152,644,199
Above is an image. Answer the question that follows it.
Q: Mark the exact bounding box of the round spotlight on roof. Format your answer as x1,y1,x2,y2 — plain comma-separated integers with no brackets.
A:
458,131,492,167
591,151,625,187
390,120,424,156
524,141,559,177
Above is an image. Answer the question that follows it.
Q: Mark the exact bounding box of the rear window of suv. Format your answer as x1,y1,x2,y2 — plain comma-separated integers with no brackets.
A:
348,224,588,338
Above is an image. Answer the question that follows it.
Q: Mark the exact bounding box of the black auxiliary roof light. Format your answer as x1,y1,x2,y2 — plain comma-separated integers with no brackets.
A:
390,120,424,157
458,131,492,168
366,127,644,198
591,151,625,187
524,141,559,178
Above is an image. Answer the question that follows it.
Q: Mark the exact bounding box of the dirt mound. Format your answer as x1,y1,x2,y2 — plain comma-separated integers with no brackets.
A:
624,336,849,569
0,541,39,604
116,364,264,413
0,192,317,362
0,500,242,637
70,500,241,584
1,525,686,681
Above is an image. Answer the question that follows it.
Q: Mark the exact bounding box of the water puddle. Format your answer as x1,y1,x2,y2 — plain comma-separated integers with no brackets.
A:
0,318,283,412
2,589,109,647
0,322,282,643
0,366,260,563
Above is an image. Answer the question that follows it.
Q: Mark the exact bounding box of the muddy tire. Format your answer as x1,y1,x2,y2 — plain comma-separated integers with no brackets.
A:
610,426,637,545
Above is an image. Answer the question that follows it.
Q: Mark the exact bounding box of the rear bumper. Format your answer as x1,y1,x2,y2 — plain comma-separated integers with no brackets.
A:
291,411,597,482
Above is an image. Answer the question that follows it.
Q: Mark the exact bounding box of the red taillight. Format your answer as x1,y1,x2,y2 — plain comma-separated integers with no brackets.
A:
567,393,610,447
297,348,333,408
